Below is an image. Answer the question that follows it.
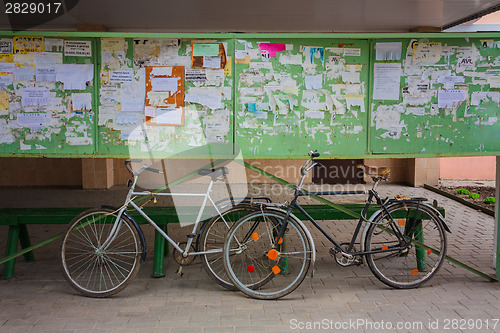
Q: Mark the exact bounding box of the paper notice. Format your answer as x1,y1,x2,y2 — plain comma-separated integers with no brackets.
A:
203,56,221,69
343,48,361,57
0,91,9,111
305,75,322,89
185,69,207,82
155,107,183,125
71,93,92,111
21,88,50,107
375,42,402,61
17,112,46,127
109,70,133,83
258,43,286,57
185,93,224,110
0,39,13,54
192,44,219,57
121,97,145,112
372,63,402,100
14,64,34,82
56,64,94,90
151,77,179,92
45,38,64,52
438,75,465,89
64,40,91,57
437,89,467,108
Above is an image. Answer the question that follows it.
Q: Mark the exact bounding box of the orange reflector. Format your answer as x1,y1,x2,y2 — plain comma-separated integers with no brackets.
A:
398,219,406,226
267,249,279,260
381,245,388,251
276,237,283,245
251,232,259,241
427,249,432,255
411,269,419,276
272,265,281,275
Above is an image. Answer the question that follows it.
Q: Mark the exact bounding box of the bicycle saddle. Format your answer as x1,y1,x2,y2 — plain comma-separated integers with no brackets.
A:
356,164,390,178
198,167,229,177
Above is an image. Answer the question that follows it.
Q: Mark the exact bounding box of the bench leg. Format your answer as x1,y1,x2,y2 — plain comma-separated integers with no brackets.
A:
152,225,168,278
3,225,20,279
19,225,35,262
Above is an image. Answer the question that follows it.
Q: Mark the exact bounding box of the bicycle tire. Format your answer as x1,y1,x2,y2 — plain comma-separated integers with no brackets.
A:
60,208,141,297
223,210,312,300
364,202,447,289
199,204,261,290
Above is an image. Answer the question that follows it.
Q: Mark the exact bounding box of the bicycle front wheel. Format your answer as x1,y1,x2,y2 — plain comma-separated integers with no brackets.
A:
223,210,312,300
199,204,260,290
364,202,447,289
60,208,141,297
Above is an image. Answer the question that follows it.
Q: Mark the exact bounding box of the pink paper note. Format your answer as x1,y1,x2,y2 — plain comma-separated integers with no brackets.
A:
258,43,286,57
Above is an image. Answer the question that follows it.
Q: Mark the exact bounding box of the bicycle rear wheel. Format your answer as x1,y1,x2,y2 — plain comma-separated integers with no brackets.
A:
223,210,312,300
60,208,141,297
199,204,260,290
364,202,447,289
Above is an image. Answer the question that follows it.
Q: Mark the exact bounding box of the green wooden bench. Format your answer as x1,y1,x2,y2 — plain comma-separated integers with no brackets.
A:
0,204,445,279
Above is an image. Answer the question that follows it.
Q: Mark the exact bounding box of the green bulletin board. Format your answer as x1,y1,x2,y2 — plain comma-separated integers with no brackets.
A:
0,32,499,159
0,36,96,156
370,37,500,155
96,37,235,159
234,38,370,158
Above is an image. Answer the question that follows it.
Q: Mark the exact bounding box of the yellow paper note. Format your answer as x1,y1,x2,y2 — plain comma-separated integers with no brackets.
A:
225,56,232,76
0,54,13,63
0,91,9,111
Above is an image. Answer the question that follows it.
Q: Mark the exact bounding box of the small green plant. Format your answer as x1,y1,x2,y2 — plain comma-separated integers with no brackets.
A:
468,192,480,199
456,188,470,195
484,197,496,204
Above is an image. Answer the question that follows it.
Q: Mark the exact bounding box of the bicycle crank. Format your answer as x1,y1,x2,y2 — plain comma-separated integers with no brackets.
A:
330,243,362,267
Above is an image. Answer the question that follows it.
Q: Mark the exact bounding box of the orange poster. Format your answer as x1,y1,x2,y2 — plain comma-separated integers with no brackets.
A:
145,66,184,125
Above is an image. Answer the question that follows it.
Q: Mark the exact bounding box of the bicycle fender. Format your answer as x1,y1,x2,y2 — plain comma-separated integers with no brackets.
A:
101,205,147,262
265,207,317,264
360,202,451,255
360,208,384,265
421,203,451,233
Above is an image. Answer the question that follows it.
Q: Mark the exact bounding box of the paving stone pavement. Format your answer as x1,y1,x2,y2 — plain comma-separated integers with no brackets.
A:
0,183,499,333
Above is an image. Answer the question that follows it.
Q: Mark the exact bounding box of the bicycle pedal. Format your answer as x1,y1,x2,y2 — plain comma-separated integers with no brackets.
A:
175,266,184,277
329,248,337,256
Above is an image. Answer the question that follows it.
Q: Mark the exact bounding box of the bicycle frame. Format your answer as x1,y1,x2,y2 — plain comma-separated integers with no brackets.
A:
271,154,418,258
100,170,231,259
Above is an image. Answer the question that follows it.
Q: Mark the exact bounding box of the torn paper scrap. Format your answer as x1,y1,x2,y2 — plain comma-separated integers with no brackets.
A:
437,89,467,108
56,64,94,90
71,93,92,111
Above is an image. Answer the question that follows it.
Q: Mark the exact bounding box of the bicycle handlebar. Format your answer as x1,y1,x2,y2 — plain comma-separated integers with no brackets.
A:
300,150,320,176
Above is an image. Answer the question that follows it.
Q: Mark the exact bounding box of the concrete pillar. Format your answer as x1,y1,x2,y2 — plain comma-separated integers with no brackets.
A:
407,158,440,187
82,159,115,189
495,156,499,277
